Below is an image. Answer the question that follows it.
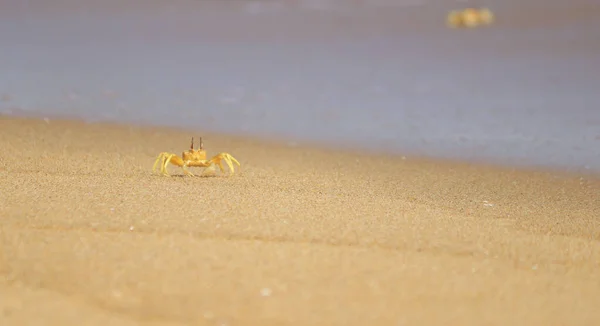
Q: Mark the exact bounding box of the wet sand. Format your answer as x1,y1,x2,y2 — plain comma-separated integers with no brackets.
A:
1,115,599,325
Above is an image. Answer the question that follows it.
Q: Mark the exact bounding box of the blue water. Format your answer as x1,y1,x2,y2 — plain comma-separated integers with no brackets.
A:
1,0,599,173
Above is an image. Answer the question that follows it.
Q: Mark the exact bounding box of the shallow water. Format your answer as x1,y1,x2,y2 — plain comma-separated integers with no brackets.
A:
1,0,599,173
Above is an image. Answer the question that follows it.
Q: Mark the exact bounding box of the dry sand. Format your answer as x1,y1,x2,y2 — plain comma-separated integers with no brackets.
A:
0,115,599,325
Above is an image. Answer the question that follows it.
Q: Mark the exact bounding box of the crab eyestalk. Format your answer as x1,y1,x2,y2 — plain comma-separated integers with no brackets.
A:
198,137,203,150
190,137,194,150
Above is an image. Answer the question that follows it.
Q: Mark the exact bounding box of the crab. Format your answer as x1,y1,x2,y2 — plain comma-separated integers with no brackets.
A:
153,137,240,177
447,7,494,28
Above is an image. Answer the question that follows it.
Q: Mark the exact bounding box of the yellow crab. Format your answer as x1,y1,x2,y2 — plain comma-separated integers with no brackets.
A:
447,7,495,28
153,137,240,177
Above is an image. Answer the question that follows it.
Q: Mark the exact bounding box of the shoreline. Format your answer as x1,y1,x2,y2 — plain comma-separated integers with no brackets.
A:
3,112,599,180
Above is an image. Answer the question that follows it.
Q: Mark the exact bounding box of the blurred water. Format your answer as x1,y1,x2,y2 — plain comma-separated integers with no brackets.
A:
1,0,599,173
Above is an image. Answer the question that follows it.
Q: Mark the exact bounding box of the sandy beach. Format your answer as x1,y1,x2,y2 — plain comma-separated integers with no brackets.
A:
0,115,599,325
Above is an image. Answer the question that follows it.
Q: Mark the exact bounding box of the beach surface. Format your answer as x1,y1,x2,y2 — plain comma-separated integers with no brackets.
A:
1,115,599,325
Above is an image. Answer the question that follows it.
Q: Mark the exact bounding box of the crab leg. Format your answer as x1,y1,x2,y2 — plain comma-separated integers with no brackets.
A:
152,152,193,176
152,153,172,174
208,153,241,174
